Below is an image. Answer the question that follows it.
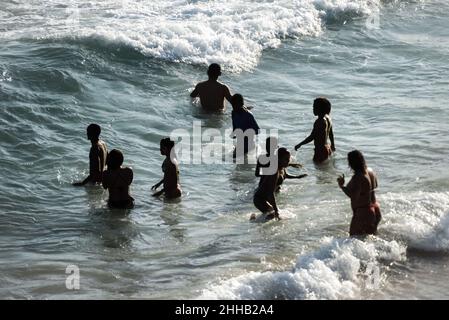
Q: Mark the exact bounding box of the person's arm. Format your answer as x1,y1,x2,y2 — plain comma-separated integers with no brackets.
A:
73,176,91,186
99,148,106,174
224,85,232,104
295,121,319,150
190,84,199,98
152,179,164,191
255,159,261,177
73,147,99,186
250,113,260,135
329,124,336,152
102,171,109,189
338,175,360,199
267,192,278,214
368,168,378,189
266,174,280,219
152,189,164,197
126,168,134,185
90,146,102,182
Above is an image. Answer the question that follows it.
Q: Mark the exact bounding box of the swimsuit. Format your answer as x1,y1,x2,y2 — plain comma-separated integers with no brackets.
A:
350,202,381,236
313,144,332,163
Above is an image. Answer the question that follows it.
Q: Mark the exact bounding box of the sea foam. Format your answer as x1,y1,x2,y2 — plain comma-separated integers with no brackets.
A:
380,191,449,252
1,0,382,72
200,236,405,299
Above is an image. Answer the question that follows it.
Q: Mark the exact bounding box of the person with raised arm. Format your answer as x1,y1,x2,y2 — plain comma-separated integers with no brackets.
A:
337,150,382,236
294,97,335,163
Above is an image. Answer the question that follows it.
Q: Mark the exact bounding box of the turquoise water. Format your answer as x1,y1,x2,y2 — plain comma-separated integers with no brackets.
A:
1,0,449,299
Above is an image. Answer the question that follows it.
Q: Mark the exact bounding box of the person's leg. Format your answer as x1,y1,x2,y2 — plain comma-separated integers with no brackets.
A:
253,196,275,221
313,145,331,163
349,210,365,236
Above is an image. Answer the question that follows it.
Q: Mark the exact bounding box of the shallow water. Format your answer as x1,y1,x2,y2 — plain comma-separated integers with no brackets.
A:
1,0,449,299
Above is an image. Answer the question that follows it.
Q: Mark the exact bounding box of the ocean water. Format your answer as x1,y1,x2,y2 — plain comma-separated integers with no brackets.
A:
1,0,448,299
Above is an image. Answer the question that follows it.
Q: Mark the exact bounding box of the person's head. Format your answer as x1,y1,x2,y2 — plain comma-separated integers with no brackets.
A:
313,97,331,117
106,149,123,170
277,147,291,169
266,136,278,154
231,94,244,110
347,150,367,173
207,63,221,80
86,123,101,141
160,138,175,156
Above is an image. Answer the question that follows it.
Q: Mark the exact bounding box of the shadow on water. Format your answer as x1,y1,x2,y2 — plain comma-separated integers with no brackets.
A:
160,200,186,243
82,186,138,250
312,156,344,185
191,104,229,129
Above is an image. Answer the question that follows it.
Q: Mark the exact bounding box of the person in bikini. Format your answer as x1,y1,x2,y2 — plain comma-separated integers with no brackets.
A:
102,149,134,209
337,150,382,236
294,97,335,163
256,137,307,191
151,138,182,199
251,148,291,222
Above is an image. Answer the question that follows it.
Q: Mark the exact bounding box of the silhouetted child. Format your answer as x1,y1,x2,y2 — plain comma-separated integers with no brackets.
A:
152,138,182,199
256,137,307,191
337,150,381,236
251,148,291,222
231,94,260,158
190,63,232,111
73,123,108,186
102,149,134,209
294,97,335,163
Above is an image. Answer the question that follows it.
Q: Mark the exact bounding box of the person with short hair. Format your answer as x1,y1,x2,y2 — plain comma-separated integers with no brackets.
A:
294,97,335,163
102,149,134,209
190,63,232,111
251,148,291,222
255,137,307,191
231,93,260,158
73,123,107,186
337,150,381,236
151,138,182,199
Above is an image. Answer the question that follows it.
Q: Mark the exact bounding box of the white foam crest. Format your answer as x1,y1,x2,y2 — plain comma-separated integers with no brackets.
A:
313,0,381,19
380,191,449,252
2,0,382,72
199,236,405,299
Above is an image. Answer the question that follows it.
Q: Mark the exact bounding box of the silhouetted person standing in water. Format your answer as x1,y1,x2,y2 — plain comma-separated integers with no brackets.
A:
73,123,108,186
152,138,182,199
337,150,381,236
102,149,134,209
231,94,260,158
190,63,232,111
256,137,307,191
251,148,291,222
294,97,335,163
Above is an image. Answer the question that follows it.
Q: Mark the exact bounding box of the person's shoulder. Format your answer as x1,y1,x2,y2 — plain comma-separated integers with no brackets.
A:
314,117,326,127
102,169,112,179
171,158,179,167
351,173,364,183
122,167,133,174
367,167,377,178
196,81,207,88
218,81,230,89
121,167,133,182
